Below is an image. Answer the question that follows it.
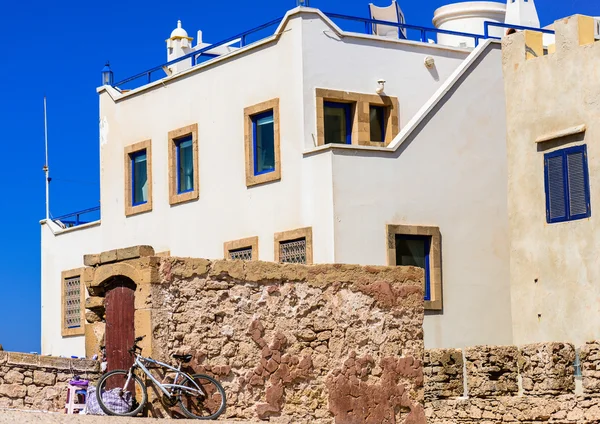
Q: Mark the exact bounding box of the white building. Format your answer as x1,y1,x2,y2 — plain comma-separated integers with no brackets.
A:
41,1,545,357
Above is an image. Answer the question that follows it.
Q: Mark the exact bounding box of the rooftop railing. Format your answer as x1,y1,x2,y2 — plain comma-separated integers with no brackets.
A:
111,10,555,92
52,206,100,229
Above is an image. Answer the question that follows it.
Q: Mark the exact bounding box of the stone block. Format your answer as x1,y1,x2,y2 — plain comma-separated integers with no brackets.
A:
424,348,464,400
33,370,56,386
209,260,245,281
466,345,518,397
85,322,105,359
0,384,26,399
580,341,600,395
116,245,155,261
3,370,24,384
86,310,103,323
83,253,101,267
99,249,118,264
39,356,71,370
0,351,7,364
519,342,575,395
85,296,105,311
71,358,100,372
7,352,39,367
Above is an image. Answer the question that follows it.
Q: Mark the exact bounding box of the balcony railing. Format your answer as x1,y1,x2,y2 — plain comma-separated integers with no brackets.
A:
52,206,100,228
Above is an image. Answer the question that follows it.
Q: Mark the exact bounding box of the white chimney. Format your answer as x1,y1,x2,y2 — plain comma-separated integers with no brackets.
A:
504,0,540,28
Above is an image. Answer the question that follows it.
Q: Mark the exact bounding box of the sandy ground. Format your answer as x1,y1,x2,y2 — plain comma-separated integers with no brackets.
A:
0,409,260,423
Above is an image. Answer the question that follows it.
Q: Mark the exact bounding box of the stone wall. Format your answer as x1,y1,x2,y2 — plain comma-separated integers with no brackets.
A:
149,258,426,423
425,342,600,423
0,351,100,411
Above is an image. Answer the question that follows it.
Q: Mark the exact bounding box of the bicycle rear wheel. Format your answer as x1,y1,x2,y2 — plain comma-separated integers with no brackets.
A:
178,373,226,420
96,369,147,416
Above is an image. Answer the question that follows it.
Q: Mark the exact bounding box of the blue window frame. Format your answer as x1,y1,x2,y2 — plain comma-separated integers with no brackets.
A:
324,101,352,145
252,110,275,176
369,105,386,142
395,234,431,301
176,135,194,194
544,145,591,224
130,150,148,206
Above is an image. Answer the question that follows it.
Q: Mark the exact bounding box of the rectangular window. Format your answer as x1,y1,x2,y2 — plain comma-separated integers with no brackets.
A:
253,111,276,175
229,247,253,261
324,102,353,144
395,235,431,301
369,105,386,142
131,150,148,206
244,99,281,187
544,145,591,223
61,269,86,337
279,238,307,264
176,136,194,193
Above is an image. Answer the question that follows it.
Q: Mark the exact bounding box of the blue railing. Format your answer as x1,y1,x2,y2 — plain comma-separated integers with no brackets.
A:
112,11,555,91
52,206,100,228
113,17,284,89
484,21,555,39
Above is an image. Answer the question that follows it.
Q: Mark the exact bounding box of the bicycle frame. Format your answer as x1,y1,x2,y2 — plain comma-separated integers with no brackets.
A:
122,353,206,399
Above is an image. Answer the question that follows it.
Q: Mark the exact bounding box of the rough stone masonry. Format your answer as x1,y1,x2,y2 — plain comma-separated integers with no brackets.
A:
148,258,426,423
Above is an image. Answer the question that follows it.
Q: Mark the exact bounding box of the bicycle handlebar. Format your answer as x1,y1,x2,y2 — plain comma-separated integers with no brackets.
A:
129,335,146,355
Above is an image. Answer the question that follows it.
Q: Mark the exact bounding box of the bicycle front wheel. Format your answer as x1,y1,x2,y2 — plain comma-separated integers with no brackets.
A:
96,369,147,416
178,373,226,420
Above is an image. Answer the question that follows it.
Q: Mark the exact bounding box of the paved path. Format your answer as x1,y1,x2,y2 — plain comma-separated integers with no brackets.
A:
0,409,259,423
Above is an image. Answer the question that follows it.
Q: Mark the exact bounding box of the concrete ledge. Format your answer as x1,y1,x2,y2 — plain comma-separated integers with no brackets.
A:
84,245,155,266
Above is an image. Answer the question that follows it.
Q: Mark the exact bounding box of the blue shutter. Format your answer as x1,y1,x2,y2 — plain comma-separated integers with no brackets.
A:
544,145,591,223
566,148,590,218
545,154,567,222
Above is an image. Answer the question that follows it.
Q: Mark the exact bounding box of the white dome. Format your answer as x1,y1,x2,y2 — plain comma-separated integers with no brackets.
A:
170,20,189,38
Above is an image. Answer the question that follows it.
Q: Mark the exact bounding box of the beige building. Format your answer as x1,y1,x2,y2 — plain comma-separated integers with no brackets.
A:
503,15,600,346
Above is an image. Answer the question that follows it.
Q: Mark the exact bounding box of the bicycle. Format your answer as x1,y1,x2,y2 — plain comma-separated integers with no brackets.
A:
95,336,226,419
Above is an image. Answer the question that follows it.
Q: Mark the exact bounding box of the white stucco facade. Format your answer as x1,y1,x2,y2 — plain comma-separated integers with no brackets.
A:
41,8,512,356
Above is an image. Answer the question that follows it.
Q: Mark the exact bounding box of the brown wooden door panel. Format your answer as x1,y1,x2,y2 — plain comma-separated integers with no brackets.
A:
105,282,135,372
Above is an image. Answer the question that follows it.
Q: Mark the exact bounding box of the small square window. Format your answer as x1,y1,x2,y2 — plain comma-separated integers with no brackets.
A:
544,145,591,223
274,227,313,264
131,150,148,206
369,105,386,142
395,235,431,301
176,136,194,194
224,236,258,261
324,102,353,144
252,111,276,175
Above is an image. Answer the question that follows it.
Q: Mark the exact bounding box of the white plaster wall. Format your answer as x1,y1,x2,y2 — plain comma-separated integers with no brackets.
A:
300,14,469,149
503,32,600,347
41,222,102,356
330,44,512,349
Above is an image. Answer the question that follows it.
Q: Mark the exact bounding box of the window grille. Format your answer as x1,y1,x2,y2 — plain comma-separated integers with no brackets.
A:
279,238,307,264
229,247,253,261
64,277,82,329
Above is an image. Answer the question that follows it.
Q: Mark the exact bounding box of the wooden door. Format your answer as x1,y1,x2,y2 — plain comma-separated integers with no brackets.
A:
105,281,136,372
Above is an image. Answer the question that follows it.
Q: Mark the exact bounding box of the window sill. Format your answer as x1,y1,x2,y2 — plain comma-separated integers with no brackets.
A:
125,202,153,217
170,188,199,206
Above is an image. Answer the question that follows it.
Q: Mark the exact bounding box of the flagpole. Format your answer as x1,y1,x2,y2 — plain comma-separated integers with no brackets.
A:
43,96,50,221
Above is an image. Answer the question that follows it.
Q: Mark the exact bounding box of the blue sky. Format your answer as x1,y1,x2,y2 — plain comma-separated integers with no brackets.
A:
0,0,595,354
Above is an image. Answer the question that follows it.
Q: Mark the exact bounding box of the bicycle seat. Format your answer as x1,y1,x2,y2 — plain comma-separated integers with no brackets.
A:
173,354,193,363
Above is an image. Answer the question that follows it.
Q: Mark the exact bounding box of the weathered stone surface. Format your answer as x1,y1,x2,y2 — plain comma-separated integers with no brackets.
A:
151,257,425,423
84,296,105,311
581,341,600,395
116,245,155,261
466,345,518,397
85,310,103,323
519,342,575,395
0,353,100,412
99,249,118,264
83,253,101,267
424,348,464,400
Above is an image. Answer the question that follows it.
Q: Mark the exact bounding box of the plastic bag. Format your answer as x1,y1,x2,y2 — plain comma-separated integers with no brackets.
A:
86,384,133,415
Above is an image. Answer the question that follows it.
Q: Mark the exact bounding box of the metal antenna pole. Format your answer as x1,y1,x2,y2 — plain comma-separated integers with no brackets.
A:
43,96,50,221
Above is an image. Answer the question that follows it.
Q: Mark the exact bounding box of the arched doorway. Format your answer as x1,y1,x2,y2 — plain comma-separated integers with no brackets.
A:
104,277,136,371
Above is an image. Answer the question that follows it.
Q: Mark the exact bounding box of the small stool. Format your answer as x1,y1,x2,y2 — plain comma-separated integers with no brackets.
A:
65,380,89,414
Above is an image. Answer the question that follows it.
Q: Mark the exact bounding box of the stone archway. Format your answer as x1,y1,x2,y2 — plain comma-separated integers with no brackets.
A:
82,246,158,363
